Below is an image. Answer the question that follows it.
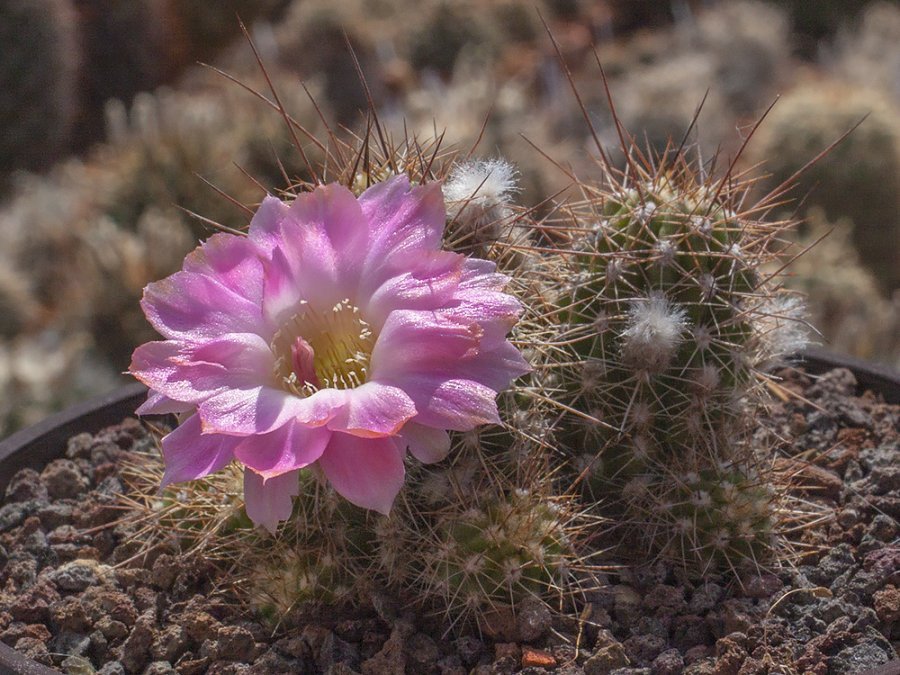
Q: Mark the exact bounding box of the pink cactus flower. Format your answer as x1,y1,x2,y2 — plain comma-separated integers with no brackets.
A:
130,176,529,532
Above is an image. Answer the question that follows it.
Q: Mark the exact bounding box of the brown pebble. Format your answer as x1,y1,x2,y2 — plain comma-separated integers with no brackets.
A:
774,458,843,500
874,585,900,623
522,646,556,668
495,642,521,661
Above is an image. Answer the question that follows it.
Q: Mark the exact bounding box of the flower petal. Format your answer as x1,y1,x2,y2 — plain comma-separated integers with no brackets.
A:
317,434,405,514
401,422,451,464
160,414,239,486
358,176,446,278
247,195,291,255
199,386,348,435
136,390,193,416
452,340,531,391
441,286,523,346
369,310,483,380
363,251,464,328
395,375,501,431
142,271,266,342
287,183,369,279
130,334,274,406
183,233,266,308
260,213,342,326
328,381,416,438
130,340,226,404
459,257,509,290
243,468,300,534
234,422,330,479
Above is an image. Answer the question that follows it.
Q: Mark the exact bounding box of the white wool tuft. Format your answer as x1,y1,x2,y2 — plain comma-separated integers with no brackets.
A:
756,294,810,367
620,293,689,372
443,158,519,209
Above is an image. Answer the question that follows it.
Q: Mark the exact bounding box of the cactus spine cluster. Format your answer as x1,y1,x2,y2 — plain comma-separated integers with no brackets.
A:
122,134,586,633
555,154,804,573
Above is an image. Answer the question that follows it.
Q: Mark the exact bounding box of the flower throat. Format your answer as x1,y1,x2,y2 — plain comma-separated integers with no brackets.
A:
272,299,375,396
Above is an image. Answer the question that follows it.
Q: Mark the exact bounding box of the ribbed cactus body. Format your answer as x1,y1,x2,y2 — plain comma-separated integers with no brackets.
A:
564,177,758,465
558,164,799,573
426,490,568,615
615,463,775,570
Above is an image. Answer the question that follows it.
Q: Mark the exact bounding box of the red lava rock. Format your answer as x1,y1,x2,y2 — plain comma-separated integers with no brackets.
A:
741,573,784,600
515,597,552,641
480,607,519,642
95,615,129,641
7,580,60,624
873,585,900,623
40,459,89,500
3,469,48,503
521,646,556,668
50,595,92,632
120,612,156,673
181,610,221,643
864,547,900,585
150,553,178,590
216,625,259,662
13,636,52,666
81,587,139,626
0,622,52,644
361,623,403,674
643,584,686,616
151,623,190,663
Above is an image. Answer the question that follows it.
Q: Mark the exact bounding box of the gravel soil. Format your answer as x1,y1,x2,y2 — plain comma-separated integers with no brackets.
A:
0,366,897,675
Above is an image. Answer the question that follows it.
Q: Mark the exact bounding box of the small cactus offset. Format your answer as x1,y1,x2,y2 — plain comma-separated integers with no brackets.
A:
554,148,807,573
598,458,778,573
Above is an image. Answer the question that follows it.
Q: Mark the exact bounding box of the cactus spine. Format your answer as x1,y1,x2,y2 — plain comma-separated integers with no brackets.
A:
556,152,805,573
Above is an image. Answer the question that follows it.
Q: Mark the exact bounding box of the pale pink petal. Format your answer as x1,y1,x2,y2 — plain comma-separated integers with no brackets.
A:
369,310,482,380
317,434,405,514
260,216,342,326
286,183,369,279
182,233,266,308
440,287,523,345
393,375,501,431
142,271,266,342
243,468,300,534
199,386,348,435
401,422,451,464
358,176,446,277
131,334,274,406
130,340,226,404
363,251,464,328
247,195,290,255
160,414,239,486
328,381,416,438
136,390,193,416
177,333,275,380
452,340,531,391
234,422,330,479
459,258,509,290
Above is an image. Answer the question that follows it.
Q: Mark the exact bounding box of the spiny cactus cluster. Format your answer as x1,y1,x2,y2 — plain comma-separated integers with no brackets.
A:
553,152,806,573
130,402,583,632
120,134,588,633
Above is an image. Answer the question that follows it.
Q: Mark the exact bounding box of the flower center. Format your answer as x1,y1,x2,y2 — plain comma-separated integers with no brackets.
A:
272,299,375,396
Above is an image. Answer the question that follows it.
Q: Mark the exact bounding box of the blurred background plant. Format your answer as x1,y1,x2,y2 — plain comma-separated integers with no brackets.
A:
1,0,899,438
